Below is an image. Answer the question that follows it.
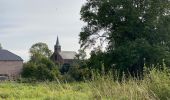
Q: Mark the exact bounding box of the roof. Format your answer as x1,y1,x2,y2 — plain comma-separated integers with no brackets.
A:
0,49,23,61
59,51,77,60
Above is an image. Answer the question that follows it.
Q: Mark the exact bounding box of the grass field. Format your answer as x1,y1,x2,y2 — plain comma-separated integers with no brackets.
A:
0,69,170,100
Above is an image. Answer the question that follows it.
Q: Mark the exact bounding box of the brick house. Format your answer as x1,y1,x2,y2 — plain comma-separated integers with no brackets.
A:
0,49,23,79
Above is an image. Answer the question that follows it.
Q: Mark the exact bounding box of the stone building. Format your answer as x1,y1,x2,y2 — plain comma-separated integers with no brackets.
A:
51,36,77,65
51,36,77,73
0,49,23,79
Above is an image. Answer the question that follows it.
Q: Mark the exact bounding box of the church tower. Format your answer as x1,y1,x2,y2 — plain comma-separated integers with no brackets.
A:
54,36,61,53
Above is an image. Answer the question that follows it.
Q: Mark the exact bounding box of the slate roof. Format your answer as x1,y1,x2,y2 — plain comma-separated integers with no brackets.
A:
59,51,77,60
0,49,23,61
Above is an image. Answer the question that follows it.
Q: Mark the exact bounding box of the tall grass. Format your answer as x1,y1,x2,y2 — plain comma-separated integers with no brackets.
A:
89,68,170,100
0,68,170,100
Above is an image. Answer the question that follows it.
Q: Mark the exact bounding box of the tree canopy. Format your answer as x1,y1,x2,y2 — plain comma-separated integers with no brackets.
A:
29,42,52,61
22,42,60,81
80,0,170,76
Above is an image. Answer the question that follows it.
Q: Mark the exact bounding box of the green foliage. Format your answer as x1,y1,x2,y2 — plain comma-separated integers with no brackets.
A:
62,50,90,81
147,69,170,100
22,57,60,81
63,59,91,82
22,42,60,81
30,42,52,61
1,67,170,99
87,49,106,71
66,63,90,81
75,49,87,60
22,62,37,79
80,0,170,75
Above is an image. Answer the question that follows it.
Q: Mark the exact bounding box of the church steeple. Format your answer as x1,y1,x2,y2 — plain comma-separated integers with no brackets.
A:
54,36,61,52
56,36,60,46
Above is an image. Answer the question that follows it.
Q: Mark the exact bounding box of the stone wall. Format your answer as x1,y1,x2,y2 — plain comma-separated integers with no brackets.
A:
0,61,23,79
51,52,64,65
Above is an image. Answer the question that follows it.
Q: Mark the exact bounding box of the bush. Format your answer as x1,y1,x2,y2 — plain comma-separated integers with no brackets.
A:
61,60,91,82
22,62,37,79
22,57,60,81
67,64,90,81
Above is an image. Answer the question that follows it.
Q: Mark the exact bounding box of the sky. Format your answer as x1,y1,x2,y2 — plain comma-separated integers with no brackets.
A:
0,0,86,61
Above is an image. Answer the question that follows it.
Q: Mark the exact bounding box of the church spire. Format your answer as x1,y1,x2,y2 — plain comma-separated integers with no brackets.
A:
54,36,61,52
56,36,60,46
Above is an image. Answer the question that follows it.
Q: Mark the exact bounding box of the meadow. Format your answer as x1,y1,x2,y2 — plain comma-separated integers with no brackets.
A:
0,68,170,100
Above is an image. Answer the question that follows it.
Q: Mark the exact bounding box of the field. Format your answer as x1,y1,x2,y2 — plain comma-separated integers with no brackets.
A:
0,69,170,100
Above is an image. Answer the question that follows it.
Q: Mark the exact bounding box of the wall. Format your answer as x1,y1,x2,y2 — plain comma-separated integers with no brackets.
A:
64,59,74,64
0,61,23,79
51,52,64,65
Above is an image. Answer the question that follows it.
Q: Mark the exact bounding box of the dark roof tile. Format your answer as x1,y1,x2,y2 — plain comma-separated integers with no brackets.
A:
0,49,23,61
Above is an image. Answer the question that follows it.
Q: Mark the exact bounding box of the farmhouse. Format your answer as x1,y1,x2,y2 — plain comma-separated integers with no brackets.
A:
0,49,23,79
51,36,76,67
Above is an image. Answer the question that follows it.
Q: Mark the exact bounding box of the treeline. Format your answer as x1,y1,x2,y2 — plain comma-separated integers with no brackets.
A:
22,0,170,82
79,0,170,77
21,43,90,82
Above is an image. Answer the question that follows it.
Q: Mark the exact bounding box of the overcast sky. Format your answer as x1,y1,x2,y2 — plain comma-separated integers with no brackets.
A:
0,0,86,61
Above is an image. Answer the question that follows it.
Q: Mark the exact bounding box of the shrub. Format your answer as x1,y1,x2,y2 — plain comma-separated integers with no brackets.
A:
22,57,60,81
61,64,90,82
67,64,90,81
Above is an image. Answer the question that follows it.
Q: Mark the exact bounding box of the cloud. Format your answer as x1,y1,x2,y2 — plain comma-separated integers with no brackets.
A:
0,0,86,61
10,49,29,62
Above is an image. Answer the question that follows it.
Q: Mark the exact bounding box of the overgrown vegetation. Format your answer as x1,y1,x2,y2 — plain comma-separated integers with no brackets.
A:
1,67,170,100
22,43,60,81
79,0,170,77
18,0,170,99
21,0,170,81
22,57,60,81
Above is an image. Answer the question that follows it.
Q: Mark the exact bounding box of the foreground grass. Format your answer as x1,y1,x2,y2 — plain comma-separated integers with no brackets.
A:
0,69,170,100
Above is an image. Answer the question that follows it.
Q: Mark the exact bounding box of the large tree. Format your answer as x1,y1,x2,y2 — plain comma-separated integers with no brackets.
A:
29,42,52,61
80,0,170,76
22,42,60,81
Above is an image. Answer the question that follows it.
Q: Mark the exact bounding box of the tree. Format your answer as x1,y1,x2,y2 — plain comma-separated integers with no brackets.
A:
80,0,170,76
87,49,106,71
22,42,60,81
30,42,52,61
75,49,87,60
